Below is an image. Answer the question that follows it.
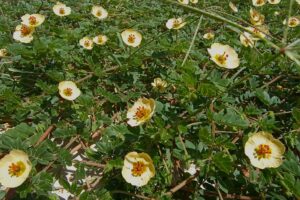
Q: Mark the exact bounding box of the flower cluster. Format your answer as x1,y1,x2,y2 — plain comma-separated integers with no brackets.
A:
13,14,45,43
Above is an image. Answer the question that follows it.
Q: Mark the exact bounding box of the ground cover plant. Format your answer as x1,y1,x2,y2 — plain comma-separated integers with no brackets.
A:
0,0,300,199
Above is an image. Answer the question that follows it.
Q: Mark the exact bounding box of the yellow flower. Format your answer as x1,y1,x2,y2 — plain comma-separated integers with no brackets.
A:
207,43,240,69
93,35,108,45
245,132,285,169
283,17,300,28
58,81,81,101
151,78,168,92
79,37,93,50
0,48,8,58
246,26,268,40
252,0,266,6
121,152,155,187
166,18,186,30
203,32,215,40
240,32,255,48
127,98,156,127
91,6,108,20
268,0,280,4
53,2,71,17
21,14,45,27
229,2,238,13
0,150,32,188
178,0,189,4
13,24,35,43
190,0,198,3
250,8,265,26
121,29,142,47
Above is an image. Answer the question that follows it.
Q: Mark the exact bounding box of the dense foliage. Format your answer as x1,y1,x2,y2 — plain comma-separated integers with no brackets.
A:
0,0,300,199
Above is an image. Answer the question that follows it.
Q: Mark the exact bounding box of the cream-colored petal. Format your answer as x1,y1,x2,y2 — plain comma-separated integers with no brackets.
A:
178,0,189,4
21,14,45,27
268,0,280,4
121,29,142,47
0,150,32,188
92,6,108,20
229,2,238,12
252,0,266,6
53,4,71,16
58,81,81,101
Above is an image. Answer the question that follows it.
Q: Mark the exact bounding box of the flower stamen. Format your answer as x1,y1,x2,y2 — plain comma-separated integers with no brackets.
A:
131,161,147,177
63,88,73,96
8,161,26,177
59,8,65,15
215,52,228,65
20,25,31,36
134,106,150,120
29,16,37,26
128,34,136,44
255,144,272,160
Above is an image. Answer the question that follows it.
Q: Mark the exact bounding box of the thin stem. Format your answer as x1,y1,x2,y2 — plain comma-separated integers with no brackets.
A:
181,15,203,67
214,180,224,200
282,0,295,45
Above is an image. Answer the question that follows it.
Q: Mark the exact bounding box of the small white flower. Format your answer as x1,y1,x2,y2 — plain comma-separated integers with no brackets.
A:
91,6,108,20
151,78,168,92
21,14,45,27
252,0,266,6
184,163,199,176
121,29,142,47
246,26,268,40
283,17,300,28
127,98,156,127
245,132,285,169
93,35,108,45
58,81,81,101
207,43,240,69
53,2,71,17
240,32,255,48
250,8,265,26
166,18,186,30
0,150,32,188
122,152,155,187
203,32,215,40
79,37,94,50
13,24,34,43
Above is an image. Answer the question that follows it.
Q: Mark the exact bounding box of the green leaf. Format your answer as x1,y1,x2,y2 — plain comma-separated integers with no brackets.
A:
255,88,280,106
213,108,250,129
213,152,233,174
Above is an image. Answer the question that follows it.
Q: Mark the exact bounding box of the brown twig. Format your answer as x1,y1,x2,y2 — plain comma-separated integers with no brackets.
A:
157,145,170,174
34,125,56,147
210,100,216,138
76,73,93,84
70,129,102,154
75,160,106,168
165,171,199,196
261,75,283,89
214,180,224,200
